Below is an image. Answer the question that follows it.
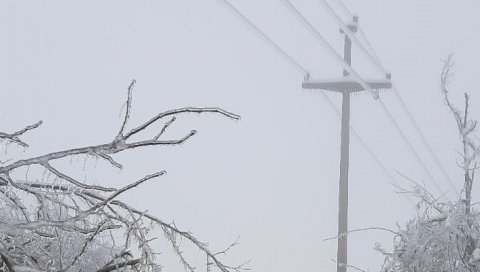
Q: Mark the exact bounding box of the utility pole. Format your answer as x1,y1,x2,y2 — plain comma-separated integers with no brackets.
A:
302,16,391,272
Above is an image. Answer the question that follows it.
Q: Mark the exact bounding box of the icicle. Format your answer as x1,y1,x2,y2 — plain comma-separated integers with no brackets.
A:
82,154,89,171
42,168,48,183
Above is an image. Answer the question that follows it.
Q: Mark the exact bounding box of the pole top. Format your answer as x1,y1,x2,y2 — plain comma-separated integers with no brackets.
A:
340,17,358,33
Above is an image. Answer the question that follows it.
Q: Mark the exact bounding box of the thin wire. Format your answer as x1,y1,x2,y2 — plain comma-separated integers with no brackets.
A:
218,0,310,77
391,86,458,194
357,27,385,72
281,0,349,77
377,98,444,194
317,0,387,74
281,0,447,196
315,0,458,196
319,91,417,206
336,0,397,74
318,0,458,195
215,0,434,201
336,0,353,18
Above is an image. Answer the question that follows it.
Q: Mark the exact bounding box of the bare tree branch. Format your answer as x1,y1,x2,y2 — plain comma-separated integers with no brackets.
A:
96,258,140,272
0,81,242,271
1,253,16,272
323,227,398,242
0,121,42,148
116,79,136,139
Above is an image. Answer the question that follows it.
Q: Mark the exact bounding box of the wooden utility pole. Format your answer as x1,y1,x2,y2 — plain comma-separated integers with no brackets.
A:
302,16,391,272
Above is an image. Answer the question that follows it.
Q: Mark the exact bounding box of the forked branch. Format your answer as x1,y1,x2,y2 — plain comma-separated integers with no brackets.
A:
0,80,244,272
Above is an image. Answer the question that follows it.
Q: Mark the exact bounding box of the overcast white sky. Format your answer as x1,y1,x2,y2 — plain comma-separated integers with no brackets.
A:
2,0,480,271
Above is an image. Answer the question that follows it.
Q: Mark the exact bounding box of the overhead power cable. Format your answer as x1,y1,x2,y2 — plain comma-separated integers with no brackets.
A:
390,87,458,195
317,0,387,75
336,0,353,18
357,27,384,73
335,0,382,67
280,0,447,196
316,0,458,196
215,0,418,205
319,91,417,206
217,0,310,77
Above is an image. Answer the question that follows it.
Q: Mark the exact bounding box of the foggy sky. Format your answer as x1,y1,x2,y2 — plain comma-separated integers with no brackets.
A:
2,0,480,271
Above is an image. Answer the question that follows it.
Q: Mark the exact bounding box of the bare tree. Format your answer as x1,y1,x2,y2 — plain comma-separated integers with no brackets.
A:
440,55,479,215
0,80,248,272
379,56,480,272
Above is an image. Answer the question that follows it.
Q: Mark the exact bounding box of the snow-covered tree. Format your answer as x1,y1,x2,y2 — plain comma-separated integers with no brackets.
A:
0,80,246,272
380,56,480,272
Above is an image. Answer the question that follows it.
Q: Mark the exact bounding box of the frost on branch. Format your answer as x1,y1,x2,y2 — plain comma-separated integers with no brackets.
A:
0,80,247,272
381,56,480,272
380,192,480,272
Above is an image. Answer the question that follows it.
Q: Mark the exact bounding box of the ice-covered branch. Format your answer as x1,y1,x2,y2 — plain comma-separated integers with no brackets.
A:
0,121,42,148
0,81,242,271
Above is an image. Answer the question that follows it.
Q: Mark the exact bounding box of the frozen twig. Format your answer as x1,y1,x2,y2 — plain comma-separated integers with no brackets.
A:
0,81,242,271
324,227,398,242
0,121,42,148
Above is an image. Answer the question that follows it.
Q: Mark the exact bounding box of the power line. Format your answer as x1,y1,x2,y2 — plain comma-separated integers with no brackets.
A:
336,0,353,18
357,26,385,73
316,0,459,196
316,0,387,75
377,98,444,194
217,0,310,77
319,91,417,206
280,0,447,196
337,0,385,70
281,0,354,80
215,0,424,203
391,86,458,194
